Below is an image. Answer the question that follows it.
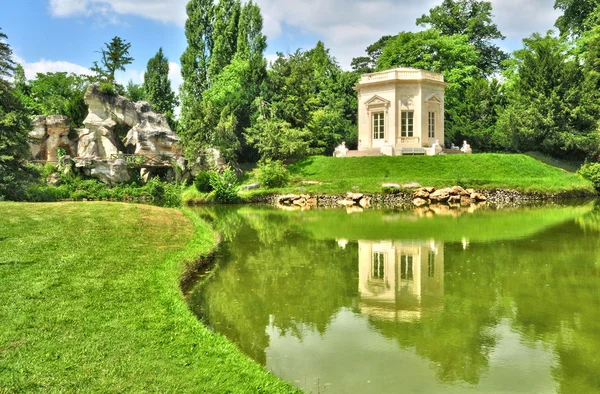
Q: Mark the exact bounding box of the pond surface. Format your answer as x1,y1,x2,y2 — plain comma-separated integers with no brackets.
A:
188,203,600,394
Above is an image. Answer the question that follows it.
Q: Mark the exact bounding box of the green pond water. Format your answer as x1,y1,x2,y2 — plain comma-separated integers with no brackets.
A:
188,203,600,394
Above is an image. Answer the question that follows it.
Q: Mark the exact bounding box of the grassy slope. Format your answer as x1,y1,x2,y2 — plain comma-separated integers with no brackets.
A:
243,154,594,196
0,202,299,393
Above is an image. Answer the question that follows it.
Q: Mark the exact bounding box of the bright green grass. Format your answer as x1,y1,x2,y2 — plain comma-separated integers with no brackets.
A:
0,202,299,393
242,154,595,196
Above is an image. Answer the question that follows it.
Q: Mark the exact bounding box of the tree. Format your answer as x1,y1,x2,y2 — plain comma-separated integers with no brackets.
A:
0,29,32,200
209,0,241,81
124,80,146,102
377,29,481,144
416,0,507,75
496,32,599,159
554,0,600,37
91,36,134,85
351,35,393,74
180,0,215,152
143,48,177,128
27,72,88,128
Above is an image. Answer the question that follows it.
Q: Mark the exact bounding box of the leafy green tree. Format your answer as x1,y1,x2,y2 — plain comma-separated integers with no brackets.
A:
450,78,506,151
554,0,600,37
0,29,32,200
378,29,481,144
497,32,599,159
244,116,313,161
91,36,134,85
416,0,507,75
351,35,393,74
124,80,146,102
209,0,241,81
142,48,177,128
21,72,88,128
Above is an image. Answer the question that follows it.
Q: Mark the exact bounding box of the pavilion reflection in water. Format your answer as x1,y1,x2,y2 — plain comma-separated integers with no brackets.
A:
358,240,444,322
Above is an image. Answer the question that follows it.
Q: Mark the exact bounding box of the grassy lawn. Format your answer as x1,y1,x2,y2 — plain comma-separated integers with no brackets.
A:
0,202,298,393
240,153,594,196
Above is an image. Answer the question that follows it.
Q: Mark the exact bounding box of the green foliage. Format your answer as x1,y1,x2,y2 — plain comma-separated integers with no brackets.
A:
578,162,600,190
0,28,32,201
351,35,393,74
98,81,117,96
124,80,146,102
245,117,313,161
209,167,240,203
554,0,600,37
91,36,134,85
143,48,178,128
497,32,600,159
255,160,289,188
416,0,508,75
194,171,214,192
209,0,241,81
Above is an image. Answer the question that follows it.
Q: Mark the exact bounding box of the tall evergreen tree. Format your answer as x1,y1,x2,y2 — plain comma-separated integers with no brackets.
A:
143,47,177,128
0,29,32,200
209,0,241,80
91,36,134,85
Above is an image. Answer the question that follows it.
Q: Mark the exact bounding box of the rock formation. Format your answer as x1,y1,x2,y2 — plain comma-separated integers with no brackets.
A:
29,84,183,184
29,115,77,162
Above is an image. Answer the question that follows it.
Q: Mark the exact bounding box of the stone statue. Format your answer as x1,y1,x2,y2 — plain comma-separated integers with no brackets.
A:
460,140,472,154
333,142,349,158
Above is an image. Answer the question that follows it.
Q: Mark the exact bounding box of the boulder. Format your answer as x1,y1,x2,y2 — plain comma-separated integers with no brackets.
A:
413,188,430,199
460,196,475,205
402,182,421,189
382,182,401,189
429,188,451,203
465,188,476,195
88,159,131,185
293,198,306,206
450,186,468,196
412,198,429,207
448,195,461,204
277,194,299,204
337,199,356,207
346,192,364,201
306,198,318,207
46,173,62,186
423,186,436,193
471,193,487,202
359,197,372,209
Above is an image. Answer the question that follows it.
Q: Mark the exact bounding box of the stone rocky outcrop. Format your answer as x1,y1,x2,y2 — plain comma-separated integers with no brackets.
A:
29,115,77,162
29,84,183,184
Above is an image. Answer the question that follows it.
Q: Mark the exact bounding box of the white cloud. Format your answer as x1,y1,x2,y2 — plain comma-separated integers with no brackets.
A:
49,0,188,25
47,0,561,68
13,54,92,79
168,62,183,93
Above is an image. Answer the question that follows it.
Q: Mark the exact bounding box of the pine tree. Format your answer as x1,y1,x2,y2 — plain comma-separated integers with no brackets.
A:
0,29,32,200
91,36,134,85
143,48,177,128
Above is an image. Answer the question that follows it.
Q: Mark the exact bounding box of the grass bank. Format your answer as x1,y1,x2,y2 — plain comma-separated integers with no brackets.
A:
239,154,595,198
0,202,299,393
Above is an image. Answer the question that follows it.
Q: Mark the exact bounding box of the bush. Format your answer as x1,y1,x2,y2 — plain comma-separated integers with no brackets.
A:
162,183,183,207
209,167,239,203
578,163,600,191
98,82,117,96
255,160,289,189
194,171,213,193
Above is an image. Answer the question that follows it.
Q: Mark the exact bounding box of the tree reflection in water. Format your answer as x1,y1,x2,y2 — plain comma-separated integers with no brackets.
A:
187,203,600,393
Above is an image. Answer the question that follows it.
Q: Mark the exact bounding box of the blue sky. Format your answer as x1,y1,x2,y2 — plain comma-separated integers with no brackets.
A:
1,0,561,91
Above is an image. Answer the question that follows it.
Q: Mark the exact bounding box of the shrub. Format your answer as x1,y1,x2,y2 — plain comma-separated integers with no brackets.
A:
162,183,183,208
255,160,289,189
578,163,600,191
98,82,117,96
209,167,239,203
194,171,213,193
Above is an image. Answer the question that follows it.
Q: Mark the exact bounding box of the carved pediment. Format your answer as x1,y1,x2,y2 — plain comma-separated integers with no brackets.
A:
425,93,443,103
365,95,390,108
